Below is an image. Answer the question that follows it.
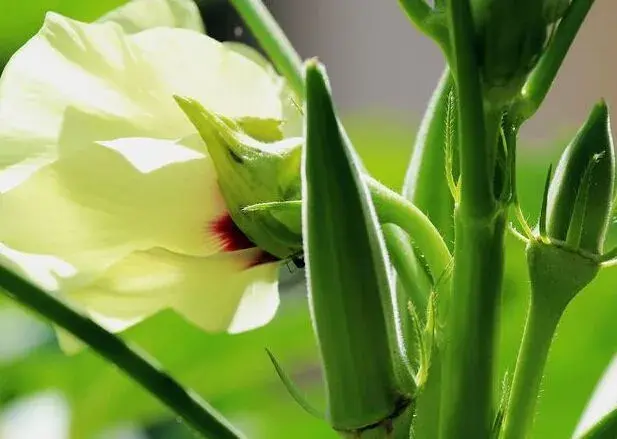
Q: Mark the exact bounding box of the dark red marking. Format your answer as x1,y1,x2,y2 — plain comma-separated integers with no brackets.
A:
247,250,279,269
209,212,281,268
209,212,255,252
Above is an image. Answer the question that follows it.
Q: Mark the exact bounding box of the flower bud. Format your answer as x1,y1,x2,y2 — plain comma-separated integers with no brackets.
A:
175,96,303,260
471,0,548,104
546,101,615,255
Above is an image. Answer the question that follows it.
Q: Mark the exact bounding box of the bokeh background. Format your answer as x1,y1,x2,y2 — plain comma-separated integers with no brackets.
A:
1,1,617,438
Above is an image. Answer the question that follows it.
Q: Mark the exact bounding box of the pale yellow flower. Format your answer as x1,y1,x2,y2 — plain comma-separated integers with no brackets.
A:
0,7,293,344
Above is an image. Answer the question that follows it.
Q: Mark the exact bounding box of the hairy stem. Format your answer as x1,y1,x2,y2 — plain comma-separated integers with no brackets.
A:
501,299,562,439
229,0,304,97
439,0,506,437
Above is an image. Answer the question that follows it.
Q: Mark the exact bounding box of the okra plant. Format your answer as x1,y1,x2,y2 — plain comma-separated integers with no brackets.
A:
0,0,615,438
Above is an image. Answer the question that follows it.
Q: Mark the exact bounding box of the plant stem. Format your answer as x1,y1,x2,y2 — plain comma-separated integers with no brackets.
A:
397,0,449,49
0,265,242,439
442,211,507,439
383,225,431,314
445,0,493,217
367,177,452,281
229,0,304,98
501,299,562,439
440,0,507,437
513,0,596,123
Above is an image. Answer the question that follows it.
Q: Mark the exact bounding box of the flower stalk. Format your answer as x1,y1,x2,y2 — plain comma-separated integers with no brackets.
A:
501,101,614,439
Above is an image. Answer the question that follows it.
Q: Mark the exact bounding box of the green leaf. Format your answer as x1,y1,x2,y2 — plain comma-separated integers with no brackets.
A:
303,60,410,432
265,348,324,419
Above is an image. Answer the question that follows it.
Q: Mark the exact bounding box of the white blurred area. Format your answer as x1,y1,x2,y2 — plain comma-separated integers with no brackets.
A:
0,307,49,362
269,0,617,143
0,391,147,439
574,355,617,438
0,393,70,439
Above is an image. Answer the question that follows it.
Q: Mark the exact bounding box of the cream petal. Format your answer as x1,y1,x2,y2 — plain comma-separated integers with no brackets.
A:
0,13,282,187
66,247,280,334
0,13,192,174
130,27,283,120
0,108,230,288
98,0,205,34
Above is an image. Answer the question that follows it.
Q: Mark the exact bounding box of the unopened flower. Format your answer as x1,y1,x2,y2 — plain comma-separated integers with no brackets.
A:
0,10,300,345
527,101,615,311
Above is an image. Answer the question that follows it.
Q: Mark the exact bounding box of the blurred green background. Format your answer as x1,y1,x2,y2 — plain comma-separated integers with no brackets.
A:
1,1,617,438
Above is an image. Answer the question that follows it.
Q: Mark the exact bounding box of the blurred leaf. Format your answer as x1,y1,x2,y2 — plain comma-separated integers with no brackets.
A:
0,0,128,67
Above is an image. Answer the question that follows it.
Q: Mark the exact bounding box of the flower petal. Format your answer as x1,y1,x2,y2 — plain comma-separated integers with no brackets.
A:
0,244,77,292
130,27,283,120
0,13,190,169
98,0,205,34
0,12,280,187
0,108,230,289
65,247,280,334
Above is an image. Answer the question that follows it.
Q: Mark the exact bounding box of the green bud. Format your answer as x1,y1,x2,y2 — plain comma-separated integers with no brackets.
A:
471,0,548,104
175,96,303,259
546,101,615,255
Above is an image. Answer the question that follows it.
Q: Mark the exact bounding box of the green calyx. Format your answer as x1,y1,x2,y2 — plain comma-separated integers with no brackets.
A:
175,96,303,259
527,239,600,312
470,0,550,105
545,101,615,255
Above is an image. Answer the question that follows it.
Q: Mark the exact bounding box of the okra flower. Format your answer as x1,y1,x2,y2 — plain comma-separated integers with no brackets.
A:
0,12,301,340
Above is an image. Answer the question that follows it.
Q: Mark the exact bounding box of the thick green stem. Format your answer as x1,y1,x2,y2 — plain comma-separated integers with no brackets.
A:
445,0,493,218
439,0,506,437
229,0,304,98
0,265,241,439
441,211,507,439
501,299,562,439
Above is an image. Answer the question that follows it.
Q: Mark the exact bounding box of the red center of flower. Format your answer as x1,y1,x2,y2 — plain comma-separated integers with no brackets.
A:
209,213,279,268
210,213,254,252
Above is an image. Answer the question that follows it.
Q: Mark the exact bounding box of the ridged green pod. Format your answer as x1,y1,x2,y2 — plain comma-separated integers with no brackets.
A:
546,101,615,254
303,60,411,434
